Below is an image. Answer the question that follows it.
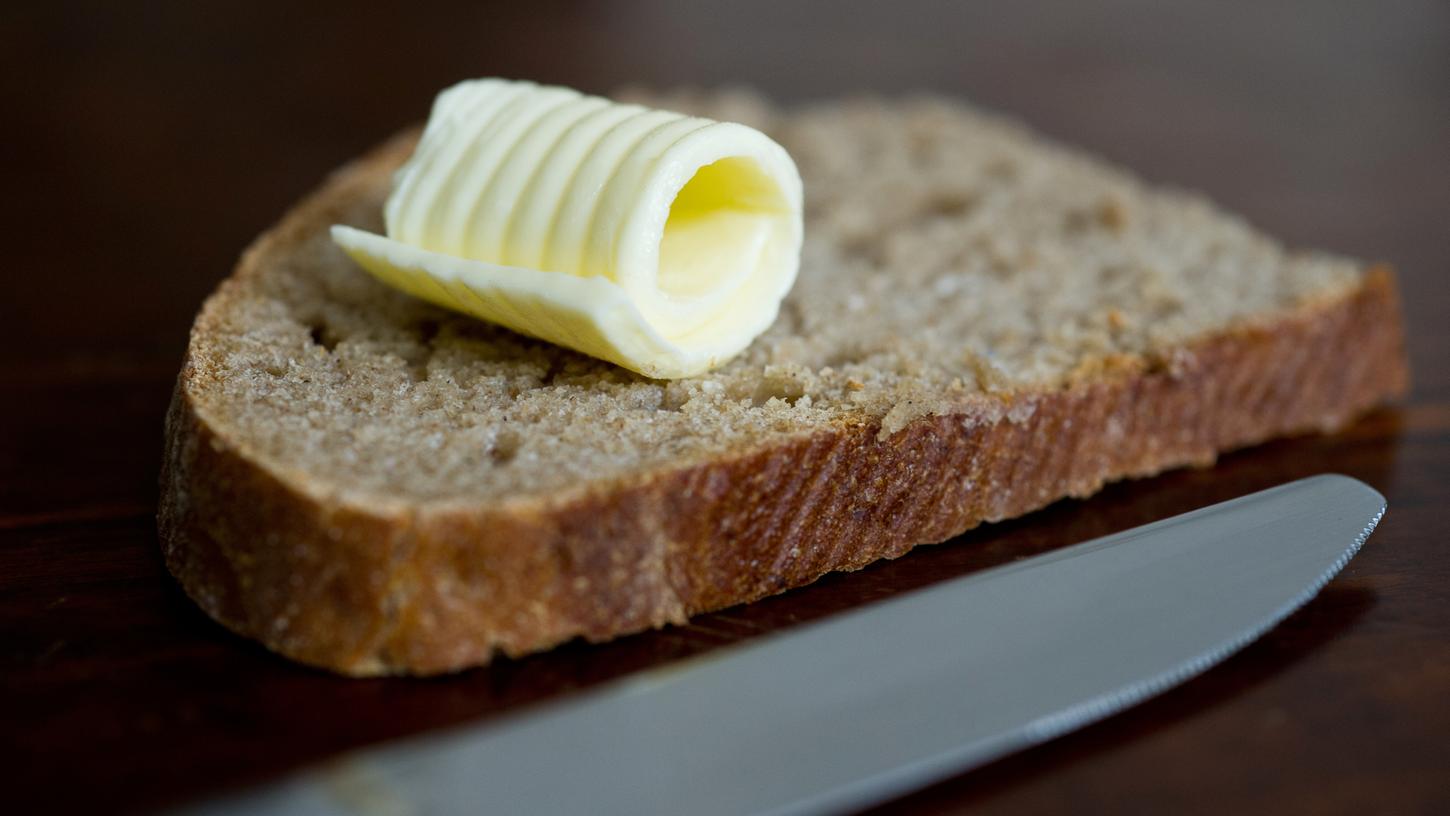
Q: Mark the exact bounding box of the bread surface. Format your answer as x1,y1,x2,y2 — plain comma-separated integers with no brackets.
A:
159,93,1408,675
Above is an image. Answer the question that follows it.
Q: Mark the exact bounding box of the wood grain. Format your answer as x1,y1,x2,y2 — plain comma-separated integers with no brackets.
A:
3,1,1447,813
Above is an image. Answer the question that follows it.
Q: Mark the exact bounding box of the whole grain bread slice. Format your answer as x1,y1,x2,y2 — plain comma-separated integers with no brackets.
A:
159,92,1408,676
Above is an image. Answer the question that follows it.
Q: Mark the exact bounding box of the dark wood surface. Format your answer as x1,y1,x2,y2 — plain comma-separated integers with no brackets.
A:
4,2,1448,813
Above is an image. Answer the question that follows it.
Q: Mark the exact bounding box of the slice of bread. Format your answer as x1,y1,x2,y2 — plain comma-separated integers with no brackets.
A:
159,92,1408,676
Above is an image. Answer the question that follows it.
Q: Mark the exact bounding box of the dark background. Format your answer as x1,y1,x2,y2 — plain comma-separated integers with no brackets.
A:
3,2,1447,813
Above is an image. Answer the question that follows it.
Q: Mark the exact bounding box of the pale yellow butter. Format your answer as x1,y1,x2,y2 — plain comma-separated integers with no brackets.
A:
331,79,803,378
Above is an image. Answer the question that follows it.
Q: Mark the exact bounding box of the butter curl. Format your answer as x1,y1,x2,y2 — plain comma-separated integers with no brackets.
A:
333,78,803,378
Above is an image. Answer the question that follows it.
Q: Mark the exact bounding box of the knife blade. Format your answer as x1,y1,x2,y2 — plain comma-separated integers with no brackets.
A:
179,473,1385,816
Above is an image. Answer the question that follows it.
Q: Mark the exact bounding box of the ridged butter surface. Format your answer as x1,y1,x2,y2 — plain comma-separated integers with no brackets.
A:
332,79,803,378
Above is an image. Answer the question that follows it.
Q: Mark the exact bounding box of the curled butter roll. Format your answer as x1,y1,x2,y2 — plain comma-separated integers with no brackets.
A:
331,78,803,379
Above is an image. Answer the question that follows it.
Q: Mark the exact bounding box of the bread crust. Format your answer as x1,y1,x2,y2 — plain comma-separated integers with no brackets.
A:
158,133,1409,676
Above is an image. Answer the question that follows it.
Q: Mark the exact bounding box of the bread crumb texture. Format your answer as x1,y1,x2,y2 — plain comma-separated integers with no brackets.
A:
191,92,1362,505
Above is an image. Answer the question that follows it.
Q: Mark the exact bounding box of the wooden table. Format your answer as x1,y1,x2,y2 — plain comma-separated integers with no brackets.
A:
5,2,1447,812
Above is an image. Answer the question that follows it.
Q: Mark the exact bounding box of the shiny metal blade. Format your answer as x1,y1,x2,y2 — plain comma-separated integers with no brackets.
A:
181,474,1385,816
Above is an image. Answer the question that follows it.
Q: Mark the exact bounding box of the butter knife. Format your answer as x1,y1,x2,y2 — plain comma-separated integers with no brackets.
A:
180,473,1385,816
